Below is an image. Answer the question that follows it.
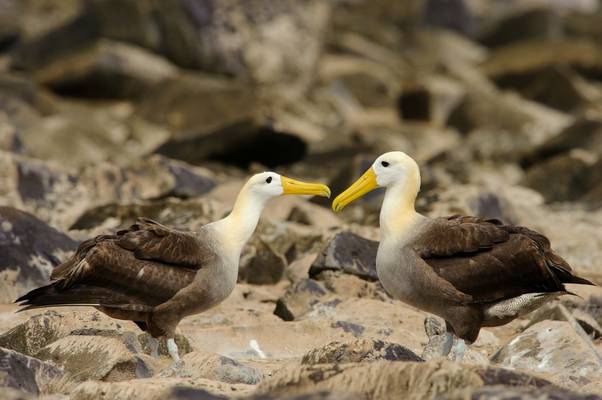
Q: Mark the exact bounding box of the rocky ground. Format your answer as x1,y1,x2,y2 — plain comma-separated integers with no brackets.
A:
1,0,602,399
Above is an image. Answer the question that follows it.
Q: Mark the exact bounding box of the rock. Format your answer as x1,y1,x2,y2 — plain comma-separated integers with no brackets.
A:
0,309,193,362
491,320,602,388
301,339,423,364
20,103,168,168
398,76,465,125
443,385,602,400
0,207,77,302
69,377,254,400
0,347,64,395
152,0,331,89
240,239,287,285
274,278,328,321
69,197,226,232
522,151,601,204
522,118,602,166
447,88,570,156
175,351,262,384
35,335,155,382
28,39,177,98
317,271,387,301
309,232,379,281
255,360,558,400
478,7,562,48
138,74,309,168
493,65,600,113
482,39,602,84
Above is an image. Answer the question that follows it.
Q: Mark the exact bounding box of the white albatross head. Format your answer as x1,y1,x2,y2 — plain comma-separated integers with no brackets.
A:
245,171,331,200
331,151,420,212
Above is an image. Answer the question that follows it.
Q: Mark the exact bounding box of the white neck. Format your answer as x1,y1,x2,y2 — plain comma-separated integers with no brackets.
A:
210,183,267,257
380,168,422,240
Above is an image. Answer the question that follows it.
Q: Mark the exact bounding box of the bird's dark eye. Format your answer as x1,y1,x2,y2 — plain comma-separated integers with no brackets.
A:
381,161,390,167
266,177,272,184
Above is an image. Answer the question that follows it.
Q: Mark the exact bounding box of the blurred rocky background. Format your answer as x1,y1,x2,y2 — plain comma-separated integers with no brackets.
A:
1,0,602,399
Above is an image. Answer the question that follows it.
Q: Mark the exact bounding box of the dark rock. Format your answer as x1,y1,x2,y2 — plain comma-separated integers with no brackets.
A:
152,0,330,87
274,278,328,321
422,0,474,36
478,7,562,48
398,84,431,121
0,347,64,395
442,385,602,400
302,339,423,364
522,118,602,167
69,197,225,231
170,387,228,400
139,75,306,168
11,12,101,71
492,65,597,113
29,39,176,99
522,152,601,204
241,239,287,285
0,207,77,302
309,232,379,281
482,39,602,84
331,321,365,338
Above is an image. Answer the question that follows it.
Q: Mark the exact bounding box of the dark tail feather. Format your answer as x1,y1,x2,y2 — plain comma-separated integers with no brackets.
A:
15,282,117,312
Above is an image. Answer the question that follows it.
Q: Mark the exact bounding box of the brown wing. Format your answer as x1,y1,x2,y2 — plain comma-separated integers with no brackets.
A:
412,215,593,304
18,220,216,312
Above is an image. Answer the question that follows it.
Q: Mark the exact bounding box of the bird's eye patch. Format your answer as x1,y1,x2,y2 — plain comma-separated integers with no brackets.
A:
381,161,390,167
266,177,272,183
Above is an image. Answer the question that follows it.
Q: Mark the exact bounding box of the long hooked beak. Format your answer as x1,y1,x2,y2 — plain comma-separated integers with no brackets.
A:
332,168,378,212
281,176,331,198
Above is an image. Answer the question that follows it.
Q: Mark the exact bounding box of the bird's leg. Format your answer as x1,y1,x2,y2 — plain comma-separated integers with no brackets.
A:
167,337,183,368
147,336,160,358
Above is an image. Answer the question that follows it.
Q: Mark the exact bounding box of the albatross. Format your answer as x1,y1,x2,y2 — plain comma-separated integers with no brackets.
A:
332,151,594,359
17,172,330,367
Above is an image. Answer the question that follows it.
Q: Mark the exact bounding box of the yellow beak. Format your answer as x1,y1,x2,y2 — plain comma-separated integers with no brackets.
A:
281,176,331,198
332,168,378,212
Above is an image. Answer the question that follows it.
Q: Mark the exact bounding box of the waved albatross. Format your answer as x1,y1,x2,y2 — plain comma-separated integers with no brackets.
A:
332,151,594,359
17,172,330,367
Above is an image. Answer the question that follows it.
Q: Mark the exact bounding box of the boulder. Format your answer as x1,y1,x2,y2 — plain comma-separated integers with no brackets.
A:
240,239,287,285
309,232,379,281
491,320,602,388
0,207,77,302
274,278,328,321
522,151,601,204
0,347,64,395
69,197,226,232
69,377,254,400
28,39,177,98
443,385,602,400
481,39,602,84
522,118,602,166
176,351,263,384
34,335,155,382
255,360,558,400
301,339,423,364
